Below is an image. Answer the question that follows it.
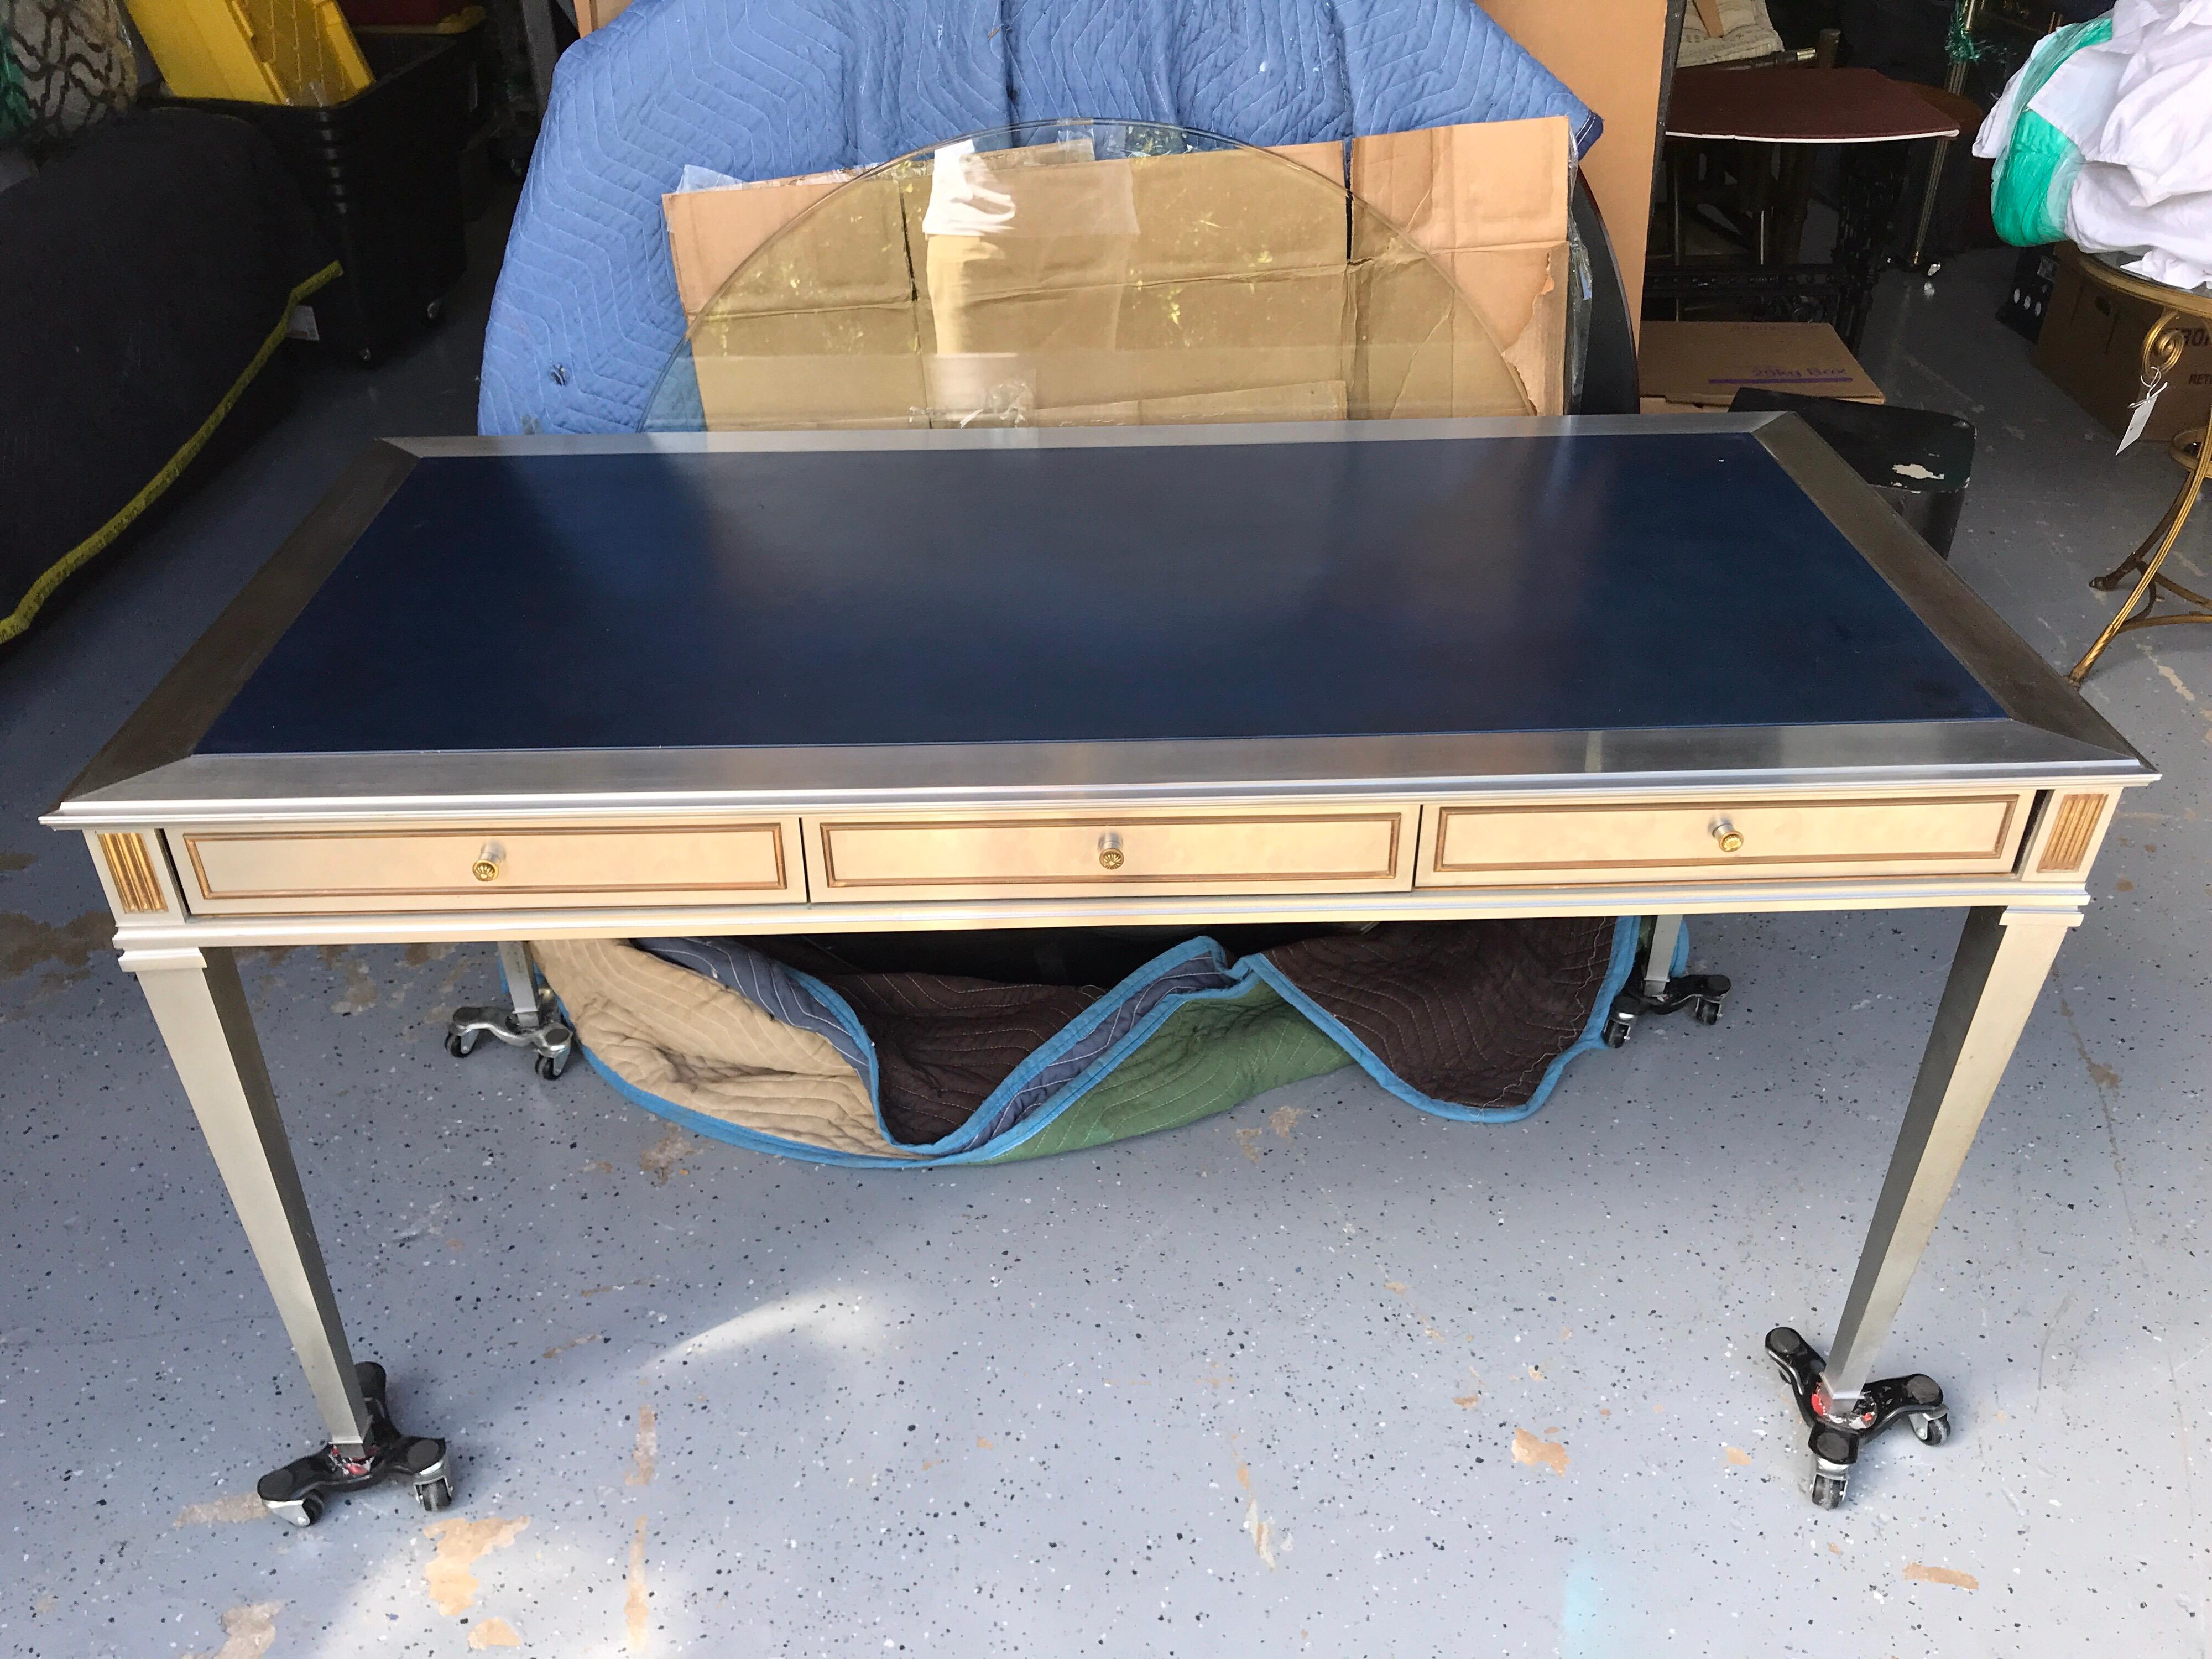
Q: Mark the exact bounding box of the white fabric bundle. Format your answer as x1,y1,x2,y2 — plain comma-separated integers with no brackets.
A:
2060,0,2212,289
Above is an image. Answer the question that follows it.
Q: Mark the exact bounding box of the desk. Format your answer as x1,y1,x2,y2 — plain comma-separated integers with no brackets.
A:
48,415,2151,1517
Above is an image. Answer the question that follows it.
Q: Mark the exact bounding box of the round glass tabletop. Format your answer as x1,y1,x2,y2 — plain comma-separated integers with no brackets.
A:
643,119,1537,432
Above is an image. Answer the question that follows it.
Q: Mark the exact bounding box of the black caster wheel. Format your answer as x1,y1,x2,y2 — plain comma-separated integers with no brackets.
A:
424,298,445,324
255,1365,450,1528
1770,1328,1950,1511
1601,998,1635,1048
446,1029,480,1059
1694,997,1721,1026
357,346,376,366
534,1050,569,1081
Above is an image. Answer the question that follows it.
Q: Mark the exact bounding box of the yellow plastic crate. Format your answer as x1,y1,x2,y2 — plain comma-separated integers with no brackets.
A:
127,0,373,106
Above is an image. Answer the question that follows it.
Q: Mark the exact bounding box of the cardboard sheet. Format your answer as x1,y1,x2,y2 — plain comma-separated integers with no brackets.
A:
662,118,1571,430
1637,320,1885,408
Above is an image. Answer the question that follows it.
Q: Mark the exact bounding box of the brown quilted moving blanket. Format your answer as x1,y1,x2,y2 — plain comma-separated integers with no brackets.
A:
739,919,1617,1146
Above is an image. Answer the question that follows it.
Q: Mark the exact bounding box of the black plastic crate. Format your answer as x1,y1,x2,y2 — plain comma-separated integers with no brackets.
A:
1996,245,2060,345
154,33,472,363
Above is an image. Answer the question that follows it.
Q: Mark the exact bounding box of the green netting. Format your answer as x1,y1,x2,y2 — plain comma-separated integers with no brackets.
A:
0,35,29,141
1990,18,2111,249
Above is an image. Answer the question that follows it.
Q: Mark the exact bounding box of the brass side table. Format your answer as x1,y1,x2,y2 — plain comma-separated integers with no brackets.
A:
2068,252,2212,684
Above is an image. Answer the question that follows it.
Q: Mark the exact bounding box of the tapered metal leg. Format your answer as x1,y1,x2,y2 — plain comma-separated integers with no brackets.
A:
1644,914,1686,1003
1820,903,2081,1406
123,946,371,1453
498,941,543,1032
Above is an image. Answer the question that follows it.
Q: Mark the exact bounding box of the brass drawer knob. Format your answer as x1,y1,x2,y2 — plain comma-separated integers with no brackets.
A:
1711,819,1745,854
472,843,504,882
1098,831,1125,871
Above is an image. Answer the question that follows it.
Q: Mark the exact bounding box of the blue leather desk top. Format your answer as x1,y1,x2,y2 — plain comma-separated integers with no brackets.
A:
199,432,2003,755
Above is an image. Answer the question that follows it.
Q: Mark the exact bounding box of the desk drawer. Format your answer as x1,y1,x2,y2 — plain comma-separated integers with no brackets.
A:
173,820,802,914
808,807,1415,901
1418,793,2030,886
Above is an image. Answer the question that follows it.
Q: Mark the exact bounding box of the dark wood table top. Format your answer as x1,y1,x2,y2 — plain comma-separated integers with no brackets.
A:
1666,66,1963,145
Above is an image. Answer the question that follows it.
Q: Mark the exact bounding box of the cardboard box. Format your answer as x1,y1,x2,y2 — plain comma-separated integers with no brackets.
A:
1637,321,1886,408
1350,118,1568,424
661,119,1570,430
2034,252,2212,445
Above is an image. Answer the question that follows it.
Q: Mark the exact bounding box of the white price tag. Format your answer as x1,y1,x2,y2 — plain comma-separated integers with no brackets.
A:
2120,379,2164,453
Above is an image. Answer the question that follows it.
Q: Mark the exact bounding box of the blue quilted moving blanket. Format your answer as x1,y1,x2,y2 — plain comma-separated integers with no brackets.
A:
478,0,1599,436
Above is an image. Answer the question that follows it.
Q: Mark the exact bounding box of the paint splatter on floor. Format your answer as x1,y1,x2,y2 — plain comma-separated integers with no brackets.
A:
1725,1447,1752,1467
424,1515,530,1615
172,1492,266,1526
182,1601,281,1659
322,947,380,1015
640,1128,698,1185
0,911,107,983
1269,1105,1306,1138
1903,1562,1979,1590
1243,1498,1279,1569
1233,1125,1265,1162
543,1331,602,1359
468,1617,523,1648
1511,1428,1568,1475
628,1404,658,1486
627,1516,651,1652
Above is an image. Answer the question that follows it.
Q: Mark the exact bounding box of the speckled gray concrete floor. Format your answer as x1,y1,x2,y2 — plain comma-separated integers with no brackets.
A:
4,249,2209,1659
